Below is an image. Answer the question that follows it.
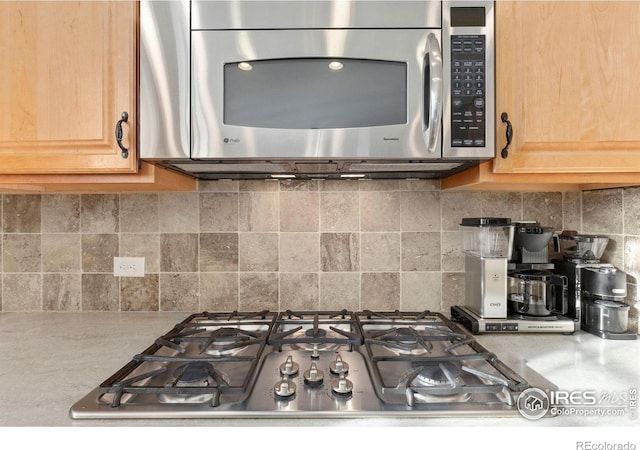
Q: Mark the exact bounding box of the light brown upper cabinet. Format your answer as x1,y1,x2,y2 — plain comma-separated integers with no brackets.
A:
0,1,137,174
493,1,640,174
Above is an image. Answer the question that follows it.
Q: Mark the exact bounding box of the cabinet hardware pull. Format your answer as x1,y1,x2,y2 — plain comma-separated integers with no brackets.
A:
500,112,512,159
115,112,129,159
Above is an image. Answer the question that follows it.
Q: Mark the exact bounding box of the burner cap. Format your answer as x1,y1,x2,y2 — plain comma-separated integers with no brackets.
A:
174,362,214,385
305,328,327,338
415,363,460,386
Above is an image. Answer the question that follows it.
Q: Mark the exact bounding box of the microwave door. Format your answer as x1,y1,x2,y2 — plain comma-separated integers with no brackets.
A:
191,29,442,160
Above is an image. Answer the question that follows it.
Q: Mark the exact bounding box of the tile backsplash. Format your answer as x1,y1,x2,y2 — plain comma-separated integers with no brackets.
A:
0,180,638,332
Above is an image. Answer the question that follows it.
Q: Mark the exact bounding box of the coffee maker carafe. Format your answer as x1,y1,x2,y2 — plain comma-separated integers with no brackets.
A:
553,232,636,340
508,222,568,318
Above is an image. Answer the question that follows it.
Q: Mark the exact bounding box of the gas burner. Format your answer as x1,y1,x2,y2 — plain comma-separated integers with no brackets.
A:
157,362,230,404
198,327,251,356
268,310,362,349
409,363,472,403
414,362,460,387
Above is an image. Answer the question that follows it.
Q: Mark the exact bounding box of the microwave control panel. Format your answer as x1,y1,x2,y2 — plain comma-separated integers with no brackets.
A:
450,35,486,148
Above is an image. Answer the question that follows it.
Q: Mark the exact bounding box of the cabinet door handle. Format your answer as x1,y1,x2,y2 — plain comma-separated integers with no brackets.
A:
500,112,513,159
115,112,130,159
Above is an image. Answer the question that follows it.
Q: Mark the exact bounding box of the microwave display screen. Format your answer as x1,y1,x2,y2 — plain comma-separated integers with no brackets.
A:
450,7,486,27
223,58,407,129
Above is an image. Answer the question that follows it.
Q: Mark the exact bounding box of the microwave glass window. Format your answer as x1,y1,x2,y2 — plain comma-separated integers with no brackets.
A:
223,58,407,129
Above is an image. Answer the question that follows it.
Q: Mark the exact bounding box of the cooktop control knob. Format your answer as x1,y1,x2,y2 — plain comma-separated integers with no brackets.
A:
303,362,324,385
274,377,296,398
329,354,349,375
280,355,300,376
311,344,320,359
331,374,353,396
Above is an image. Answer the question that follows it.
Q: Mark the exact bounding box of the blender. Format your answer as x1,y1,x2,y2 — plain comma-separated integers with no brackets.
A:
552,231,636,340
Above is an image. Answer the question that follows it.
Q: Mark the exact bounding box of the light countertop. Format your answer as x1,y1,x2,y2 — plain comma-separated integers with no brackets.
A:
1,312,638,432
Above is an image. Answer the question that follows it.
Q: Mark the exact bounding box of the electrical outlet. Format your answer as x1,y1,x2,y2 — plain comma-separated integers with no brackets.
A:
113,257,145,277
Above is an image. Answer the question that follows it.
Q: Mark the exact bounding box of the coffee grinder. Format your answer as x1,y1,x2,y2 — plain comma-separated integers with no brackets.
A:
552,231,636,340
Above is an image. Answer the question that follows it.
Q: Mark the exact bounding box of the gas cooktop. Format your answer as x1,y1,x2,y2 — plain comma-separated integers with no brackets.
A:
70,310,538,419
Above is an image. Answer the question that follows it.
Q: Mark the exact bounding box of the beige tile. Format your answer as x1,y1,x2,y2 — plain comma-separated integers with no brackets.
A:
160,233,199,272
43,273,81,311
583,189,623,235
198,180,239,192
360,191,400,231
120,194,159,232
280,233,319,272
399,179,439,191
280,191,319,232
319,180,360,192
2,274,41,311
361,272,400,310
280,180,319,192
280,273,319,310
200,233,238,272
200,273,239,311
121,275,159,311
320,192,359,232
319,273,360,310
522,192,563,231
361,233,400,271
239,180,279,192
321,233,359,272
81,274,119,311
3,195,41,233
239,273,279,311
441,272,465,312
81,194,119,233
199,192,239,232
562,191,581,232
158,192,199,233
239,233,279,271
239,192,278,232
358,180,399,191
120,233,160,273
401,272,442,312
400,191,440,231
441,231,464,272
624,187,640,235
81,234,119,273
42,195,80,232
401,232,441,271
3,234,41,272
624,236,640,281
440,191,483,231
159,273,199,311
481,192,522,221
42,234,81,272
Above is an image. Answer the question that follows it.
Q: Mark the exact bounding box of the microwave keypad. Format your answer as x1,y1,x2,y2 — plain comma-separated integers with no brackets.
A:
451,35,486,147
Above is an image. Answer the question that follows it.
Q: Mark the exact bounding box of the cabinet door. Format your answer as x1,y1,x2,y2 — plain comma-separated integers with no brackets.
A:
0,1,137,174
494,1,640,174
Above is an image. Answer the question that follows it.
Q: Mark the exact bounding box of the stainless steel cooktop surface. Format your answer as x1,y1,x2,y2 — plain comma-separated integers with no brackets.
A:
70,310,544,419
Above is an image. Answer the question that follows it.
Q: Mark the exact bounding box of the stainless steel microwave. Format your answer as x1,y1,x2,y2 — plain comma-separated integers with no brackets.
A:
140,1,495,179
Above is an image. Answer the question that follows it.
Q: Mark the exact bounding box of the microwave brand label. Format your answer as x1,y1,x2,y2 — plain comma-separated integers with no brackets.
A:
223,138,240,144
383,137,400,141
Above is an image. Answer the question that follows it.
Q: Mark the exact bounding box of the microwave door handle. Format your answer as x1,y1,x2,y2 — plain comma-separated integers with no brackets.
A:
424,33,443,153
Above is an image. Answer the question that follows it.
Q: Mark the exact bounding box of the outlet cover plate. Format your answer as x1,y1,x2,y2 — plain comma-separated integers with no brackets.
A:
113,257,145,277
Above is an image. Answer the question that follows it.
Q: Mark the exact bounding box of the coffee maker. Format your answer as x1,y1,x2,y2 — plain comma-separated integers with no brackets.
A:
452,219,578,334
552,231,636,340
